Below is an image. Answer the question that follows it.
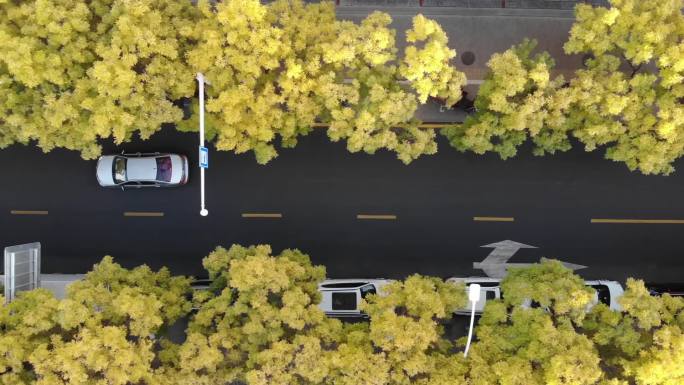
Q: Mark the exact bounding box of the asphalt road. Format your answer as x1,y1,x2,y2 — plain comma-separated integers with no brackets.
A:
1,124,684,283
2,7,683,284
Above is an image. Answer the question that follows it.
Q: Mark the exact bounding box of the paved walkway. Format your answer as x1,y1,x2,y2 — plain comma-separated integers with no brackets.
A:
337,6,583,122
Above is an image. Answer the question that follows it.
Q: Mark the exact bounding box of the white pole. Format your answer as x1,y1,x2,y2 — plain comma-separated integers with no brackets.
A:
464,283,481,357
197,73,208,217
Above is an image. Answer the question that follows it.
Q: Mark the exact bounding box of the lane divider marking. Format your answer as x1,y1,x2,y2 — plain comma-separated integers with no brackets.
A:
242,213,283,218
10,210,49,215
124,211,164,217
591,218,684,224
357,214,397,220
473,216,515,222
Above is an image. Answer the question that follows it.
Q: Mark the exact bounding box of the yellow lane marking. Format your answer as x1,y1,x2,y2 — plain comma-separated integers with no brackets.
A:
357,214,397,220
124,211,164,217
591,218,684,224
242,213,283,218
473,216,515,222
10,210,49,215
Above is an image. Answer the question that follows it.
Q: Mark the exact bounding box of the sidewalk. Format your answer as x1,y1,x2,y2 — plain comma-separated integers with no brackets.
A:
336,6,583,122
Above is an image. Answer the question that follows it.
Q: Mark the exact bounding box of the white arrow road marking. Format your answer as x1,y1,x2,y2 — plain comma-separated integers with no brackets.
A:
473,240,587,278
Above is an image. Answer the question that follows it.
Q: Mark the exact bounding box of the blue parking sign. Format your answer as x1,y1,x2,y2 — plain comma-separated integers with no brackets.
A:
199,146,209,169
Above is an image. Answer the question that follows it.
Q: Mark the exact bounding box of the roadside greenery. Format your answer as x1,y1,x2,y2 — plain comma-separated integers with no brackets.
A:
0,0,465,165
1,0,682,173
445,0,684,175
2,245,683,384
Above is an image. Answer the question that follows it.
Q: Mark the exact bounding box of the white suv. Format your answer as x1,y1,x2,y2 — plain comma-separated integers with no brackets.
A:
318,279,394,318
446,277,624,315
446,277,502,316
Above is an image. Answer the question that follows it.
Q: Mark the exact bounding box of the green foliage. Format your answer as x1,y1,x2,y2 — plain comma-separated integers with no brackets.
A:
0,256,192,385
501,258,595,322
0,0,198,159
443,39,573,160
1,0,468,165
447,0,684,175
401,14,467,106
582,279,684,384
320,11,438,165
471,260,603,385
2,248,684,384
358,275,468,385
66,255,193,335
563,0,684,175
163,244,341,385
178,2,465,165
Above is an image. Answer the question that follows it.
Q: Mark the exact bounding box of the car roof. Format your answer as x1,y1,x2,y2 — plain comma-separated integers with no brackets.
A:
447,277,502,284
319,279,391,289
125,158,158,181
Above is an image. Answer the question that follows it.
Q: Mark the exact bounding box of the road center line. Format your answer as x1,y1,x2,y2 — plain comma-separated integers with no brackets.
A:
124,211,164,217
242,213,283,218
473,216,515,222
591,218,684,224
357,214,397,220
10,210,49,215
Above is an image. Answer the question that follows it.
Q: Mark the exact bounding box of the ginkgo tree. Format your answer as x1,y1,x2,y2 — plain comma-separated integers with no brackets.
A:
0,0,198,159
443,39,573,160
159,244,344,385
562,0,684,175
347,275,469,385
2,246,684,384
448,0,684,175
466,260,605,385
0,256,193,385
178,1,466,164
583,279,684,385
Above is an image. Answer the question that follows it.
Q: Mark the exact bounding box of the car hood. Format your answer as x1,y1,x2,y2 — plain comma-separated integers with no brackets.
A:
96,156,116,186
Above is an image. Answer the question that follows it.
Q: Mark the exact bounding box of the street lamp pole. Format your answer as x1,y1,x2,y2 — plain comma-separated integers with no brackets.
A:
196,73,208,217
464,283,481,357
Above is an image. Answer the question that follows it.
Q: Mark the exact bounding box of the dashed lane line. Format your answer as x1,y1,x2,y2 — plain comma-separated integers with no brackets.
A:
357,214,397,220
473,216,515,222
10,210,48,215
242,213,283,219
124,211,164,217
591,218,684,224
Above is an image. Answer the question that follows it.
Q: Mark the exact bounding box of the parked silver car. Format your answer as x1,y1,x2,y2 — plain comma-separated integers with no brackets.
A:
96,152,188,189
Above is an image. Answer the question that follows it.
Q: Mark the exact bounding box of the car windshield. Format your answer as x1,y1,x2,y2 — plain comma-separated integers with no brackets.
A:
113,157,127,183
360,284,376,299
156,156,172,182
591,285,611,305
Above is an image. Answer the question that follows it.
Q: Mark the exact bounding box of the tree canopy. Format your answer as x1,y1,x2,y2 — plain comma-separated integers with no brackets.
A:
2,248,684,384
0,0,198,159
446,0,684,175
0,256,193,385
443,39,573,160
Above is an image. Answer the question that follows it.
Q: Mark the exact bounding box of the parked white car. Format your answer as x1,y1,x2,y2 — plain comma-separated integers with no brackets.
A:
446,277,502,315
585,280,624,311
447,277,624,315
96,152,188,189
318,279,394,318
